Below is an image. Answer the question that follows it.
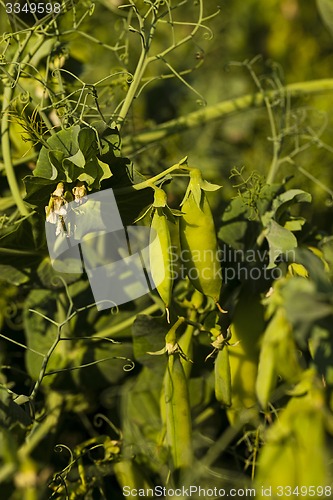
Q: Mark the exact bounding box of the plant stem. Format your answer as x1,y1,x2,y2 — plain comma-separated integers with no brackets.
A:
0,151,37,171
115,157,189,194
1,33,46,216
122,78,333,153
18,392,63,460
117,47,149,129
117,6,156,128
92,303,160,339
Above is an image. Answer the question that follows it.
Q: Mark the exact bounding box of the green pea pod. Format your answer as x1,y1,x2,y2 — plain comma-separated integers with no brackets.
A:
256,307,302,410
164,353,193,469
149,189,174,316
256,340,277,411
179,170,222,303
255,371,329,494
226,288,265,425
215,346,232,407
114,460,153,498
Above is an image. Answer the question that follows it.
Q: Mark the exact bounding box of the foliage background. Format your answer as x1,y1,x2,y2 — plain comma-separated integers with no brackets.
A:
1,0,333,498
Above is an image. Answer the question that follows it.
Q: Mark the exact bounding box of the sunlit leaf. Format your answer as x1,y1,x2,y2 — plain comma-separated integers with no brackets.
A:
265,220,297,268
317,0,333,36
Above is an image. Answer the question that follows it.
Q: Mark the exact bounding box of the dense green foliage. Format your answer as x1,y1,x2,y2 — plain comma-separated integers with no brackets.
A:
1,1,333,498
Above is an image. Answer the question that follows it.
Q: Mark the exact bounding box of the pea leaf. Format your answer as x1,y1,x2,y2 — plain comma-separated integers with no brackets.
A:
132,315,167,371
280,278,333,346
320,236,333,278
218,197,259,250
284,217,306,232
66,149,86,169
317,0,333,36
265,220,297,268
273,189,311,222
23,289,63,381
78,341,134,390
24,176,59,206
0,218,43,268
309,325,333,386
33,126,112,189
0,265,29,285
119,367,165,467
0,388,32,429
93,121,122,157
37,257,82,288
34,126,81,179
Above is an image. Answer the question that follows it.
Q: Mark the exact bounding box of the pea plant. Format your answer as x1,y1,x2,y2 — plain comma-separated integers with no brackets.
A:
1,1,333,499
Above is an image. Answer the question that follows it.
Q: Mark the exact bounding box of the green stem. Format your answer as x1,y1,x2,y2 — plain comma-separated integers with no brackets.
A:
1,33,46,216
265,94,281,184
122,78,333,153
92,303,160,339
18,392,63,460
115,157,190,193
0,151,37,171
117,6,157,129
28,326,60,402
117,49,149,128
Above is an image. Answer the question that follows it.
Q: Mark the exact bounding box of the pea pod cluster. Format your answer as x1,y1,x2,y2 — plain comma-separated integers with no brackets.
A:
179,169,222,305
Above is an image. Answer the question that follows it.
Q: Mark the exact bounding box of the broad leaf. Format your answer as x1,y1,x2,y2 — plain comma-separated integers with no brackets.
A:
265,219,297,268
0,265,29,285
132,315,168,372
0,388,32,429
317,0,333,36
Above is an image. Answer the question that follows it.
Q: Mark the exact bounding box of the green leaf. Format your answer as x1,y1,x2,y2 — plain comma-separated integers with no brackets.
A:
309,326,333,387
255,183,282,216
78,127,98,160
261,188,311,229
320,236,333,277
78,341,134,390
218,197,259,250
66,149,86,168
0,217,44,269
24,176,58,207
284,217,306,232
23,290,62,381
33,125,114,192
0,388,32,429
265,220,297,268
37,257,82,288
119,367,165,468
0,265,29,285
132,315,168,372
292,247,331,292
48,150,65,180
93,121,122,157
280,277,333,346
273,189,311,216
317,0,333,36
114,188,154,226
0,196,15,211
34,126,80,179
98,158,112,183
200,179,221,191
